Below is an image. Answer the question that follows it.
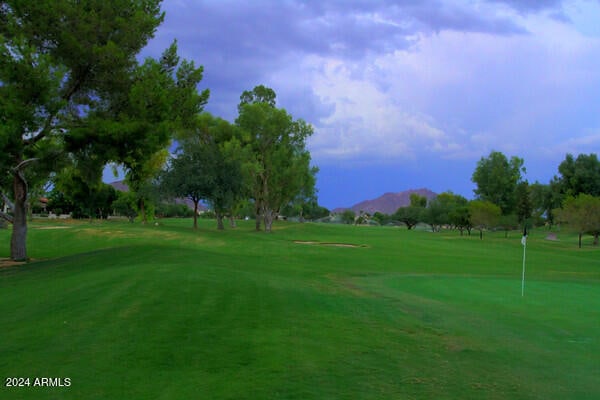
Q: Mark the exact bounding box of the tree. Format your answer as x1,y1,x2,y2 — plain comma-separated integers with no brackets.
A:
472,151,525,215
422,192,465,232
238,85,276,109
0,1,207,260
372,211,392,226
558,194,600,248
340,210,356,225
125,150,168,224
393,206,423,230
111,191,138,223
161,115,244,230
195,114,246,230
469,200,501,239
236,86,315,233
410,193,428,208
515,181,532,226
449,204,471,236
554,153,600,197
530,181,561,228
53,166,118,220
422,198,446,232
497,214,519,238
161,144,212,230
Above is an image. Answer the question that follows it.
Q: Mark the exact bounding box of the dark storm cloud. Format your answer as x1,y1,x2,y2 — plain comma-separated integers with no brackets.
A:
149,0,536,121
488,0,565,13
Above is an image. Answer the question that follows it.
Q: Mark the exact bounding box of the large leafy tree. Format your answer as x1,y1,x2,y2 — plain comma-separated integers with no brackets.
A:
423,192,468,233
515,181,532,225
162,114,244,230
393,193,428,230
195,114,245,230
469,200,501,240
0,1,207,260
236,86,315,233
558,194,600,248
472,151,525,215
393,207,423,230
529,181,562,227
553,153,600,197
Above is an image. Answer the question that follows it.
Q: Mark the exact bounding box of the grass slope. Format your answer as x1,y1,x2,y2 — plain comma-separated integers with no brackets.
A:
1,220,599,399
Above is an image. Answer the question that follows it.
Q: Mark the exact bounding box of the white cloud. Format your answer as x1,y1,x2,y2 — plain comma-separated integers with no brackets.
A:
298,4,600,166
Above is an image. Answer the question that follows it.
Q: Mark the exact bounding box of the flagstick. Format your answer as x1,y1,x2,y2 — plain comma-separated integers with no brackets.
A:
521,239,526,297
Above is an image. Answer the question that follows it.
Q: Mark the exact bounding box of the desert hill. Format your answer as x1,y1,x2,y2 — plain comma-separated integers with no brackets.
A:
333,188,437,215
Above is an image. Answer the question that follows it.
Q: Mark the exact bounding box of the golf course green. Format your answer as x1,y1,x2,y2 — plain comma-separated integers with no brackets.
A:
1,219,599,399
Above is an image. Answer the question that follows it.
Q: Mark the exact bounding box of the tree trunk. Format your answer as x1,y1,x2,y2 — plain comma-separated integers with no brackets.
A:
193,200,198,230
216,212,224,230
263,209,275,233
229,216,237,228
578,232,582,248
595,233,599,246
11,173,28,261
479,229,483,240
254,202,262,231
140,198,146,224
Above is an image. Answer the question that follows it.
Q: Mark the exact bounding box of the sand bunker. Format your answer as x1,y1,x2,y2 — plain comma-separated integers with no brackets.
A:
0,258,27,268
294,240,365,248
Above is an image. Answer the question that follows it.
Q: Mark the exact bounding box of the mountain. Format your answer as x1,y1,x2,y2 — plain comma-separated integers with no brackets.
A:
332,188,437,215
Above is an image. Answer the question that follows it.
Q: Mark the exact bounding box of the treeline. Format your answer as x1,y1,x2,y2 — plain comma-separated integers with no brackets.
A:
338,151,600,247
0,2,318,260
38,85,321,231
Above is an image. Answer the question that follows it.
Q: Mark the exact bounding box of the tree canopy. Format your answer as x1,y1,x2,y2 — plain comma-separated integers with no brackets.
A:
469,200,501,239
472,151,525,215
554,153,600,197
236,86,316,232
0,0,207,260
558,194,600,247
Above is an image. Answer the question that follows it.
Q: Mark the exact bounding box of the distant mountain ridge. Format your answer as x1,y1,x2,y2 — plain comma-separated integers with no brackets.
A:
332,188,437,215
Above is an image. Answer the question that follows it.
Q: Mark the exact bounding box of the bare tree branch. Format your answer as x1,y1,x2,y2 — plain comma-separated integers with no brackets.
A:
0,210,14,224
13,158,39,172
1,191,14,210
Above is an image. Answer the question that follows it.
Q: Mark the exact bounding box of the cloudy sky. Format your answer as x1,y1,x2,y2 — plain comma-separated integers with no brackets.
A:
141,0,600,209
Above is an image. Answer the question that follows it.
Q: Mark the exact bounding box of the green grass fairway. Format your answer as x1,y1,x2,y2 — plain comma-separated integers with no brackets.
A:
1,220,599,399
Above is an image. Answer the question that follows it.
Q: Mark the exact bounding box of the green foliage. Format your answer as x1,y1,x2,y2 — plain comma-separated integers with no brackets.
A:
409,193,428,207
236,86,315,232
111,191,138,222
469,200,501,239
155,203,194,218
497,214,519,237
554,153,600,197
53,167,117,219
472,151,525,215
422,192,466,232
340,209,356,224
0,0,191,259
515,181,532,225
393,206,423,230
238,84,276,109
529,181,561,227
161,115,244,230
558,194,600,246
372,211,392,225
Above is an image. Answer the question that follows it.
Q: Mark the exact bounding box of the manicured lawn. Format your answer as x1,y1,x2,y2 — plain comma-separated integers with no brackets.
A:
1,219,599,399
